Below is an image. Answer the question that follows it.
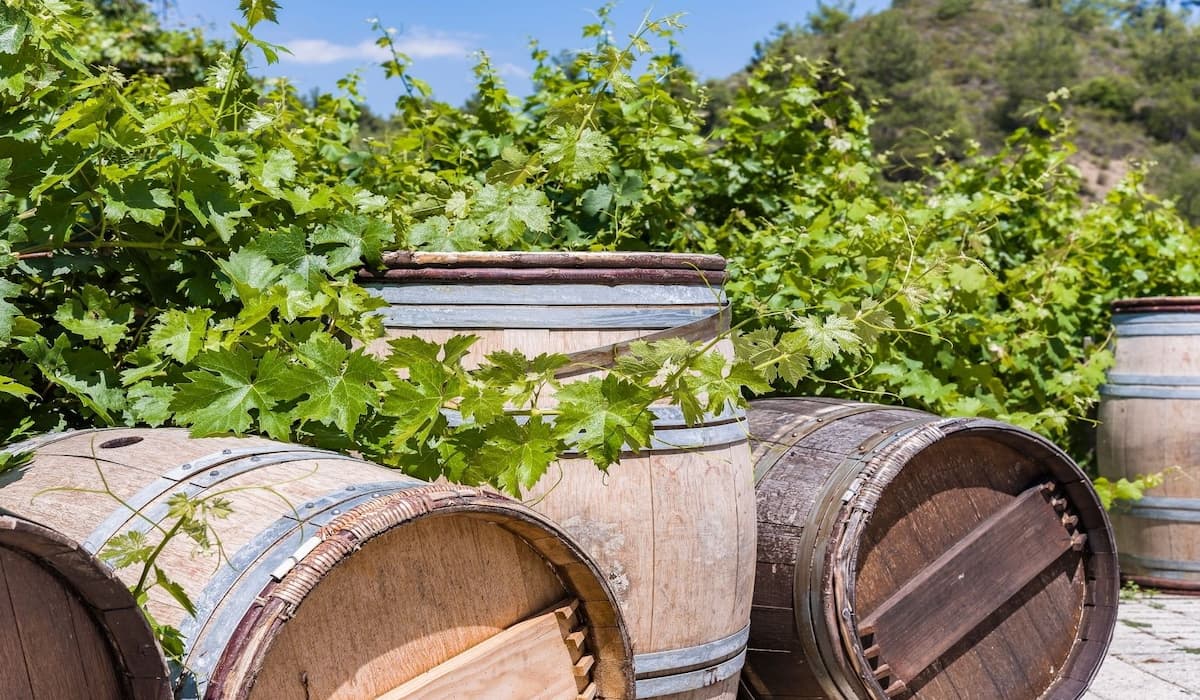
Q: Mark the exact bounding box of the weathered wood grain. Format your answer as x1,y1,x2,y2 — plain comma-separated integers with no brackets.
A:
1,430,635,700
743,399,1118,700
367,251,754,700
376,603,580,700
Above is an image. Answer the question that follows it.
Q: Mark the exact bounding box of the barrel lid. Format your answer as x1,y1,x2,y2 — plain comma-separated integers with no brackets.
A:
360,251,727,285
0,514,171,699
821,419,1118,700
1112,296,1200,313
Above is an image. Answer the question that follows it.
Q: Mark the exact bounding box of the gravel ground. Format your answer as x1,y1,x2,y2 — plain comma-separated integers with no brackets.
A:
1084,594,1200,699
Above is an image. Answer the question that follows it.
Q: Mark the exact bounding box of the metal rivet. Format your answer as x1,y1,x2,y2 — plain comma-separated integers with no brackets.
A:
209,470,219,477
222,448,232,455
304,502,314,509
346,485,356,491
181,463,192,470
331,509,341,515
251,455,261,462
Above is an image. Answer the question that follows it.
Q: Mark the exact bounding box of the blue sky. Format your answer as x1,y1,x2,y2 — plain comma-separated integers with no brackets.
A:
167,1,889,115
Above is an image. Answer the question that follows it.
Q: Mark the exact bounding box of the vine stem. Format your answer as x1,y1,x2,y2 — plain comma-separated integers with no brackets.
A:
16,240,222,259
133,518,184,598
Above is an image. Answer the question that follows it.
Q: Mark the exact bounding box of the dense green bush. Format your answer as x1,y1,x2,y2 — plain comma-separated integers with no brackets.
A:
3,0,1198,504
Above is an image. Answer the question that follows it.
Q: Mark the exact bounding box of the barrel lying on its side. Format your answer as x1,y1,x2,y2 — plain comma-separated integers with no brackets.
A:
1099,296,1200,590
361,251,755,700
0,429,633,700
742,398,1117,700
0,511,169,699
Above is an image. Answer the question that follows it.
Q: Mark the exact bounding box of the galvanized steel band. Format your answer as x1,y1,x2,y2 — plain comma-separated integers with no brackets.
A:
1114,312,1200,336
1119,552,1200,574
443,404,749,454
1101,371,1200,399
634,650,747,697
1118,495,1200,523
175,479,422,698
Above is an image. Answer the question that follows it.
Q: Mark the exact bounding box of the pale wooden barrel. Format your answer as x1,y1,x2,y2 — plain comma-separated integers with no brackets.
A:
0,510,169,699
743,398,1117,700
361,252,755,699
0,429,633,699
1099,297,1200,590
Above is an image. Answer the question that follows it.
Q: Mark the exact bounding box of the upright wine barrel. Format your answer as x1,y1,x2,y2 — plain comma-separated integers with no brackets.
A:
0,511,169,699
0,429,633,700
361,252,755,699
1099,297,1200,590
742,398,1117,700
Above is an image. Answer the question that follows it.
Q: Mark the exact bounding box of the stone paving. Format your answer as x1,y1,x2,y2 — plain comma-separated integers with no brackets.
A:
1084,593,1200,699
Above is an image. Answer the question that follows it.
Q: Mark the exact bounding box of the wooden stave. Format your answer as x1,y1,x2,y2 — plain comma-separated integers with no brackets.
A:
743,398,1118,700
365,252,755,700
1099,302,1200,590
0,429,634,700
0,511,171,700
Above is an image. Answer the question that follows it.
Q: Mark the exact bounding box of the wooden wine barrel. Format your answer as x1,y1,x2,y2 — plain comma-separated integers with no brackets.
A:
1099,296,1200,590
0,510,170,699
0,429,633,700
742,398,1117,700
361,251,754,699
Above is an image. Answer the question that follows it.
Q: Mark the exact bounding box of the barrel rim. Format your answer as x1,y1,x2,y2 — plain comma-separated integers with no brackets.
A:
378,251,727,271
359,251,728,286
1112,296,1200,313
0,513,172,700
208,483,635,700
828,417,1119,700
751,401,1119,700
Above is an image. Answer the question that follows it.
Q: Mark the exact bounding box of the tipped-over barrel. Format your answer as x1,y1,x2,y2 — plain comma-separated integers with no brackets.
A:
0,429,633,700
742,398,1117,700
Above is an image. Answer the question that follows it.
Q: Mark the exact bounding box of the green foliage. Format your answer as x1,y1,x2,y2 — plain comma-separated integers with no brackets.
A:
1094,471,1166,509
1,0,817,509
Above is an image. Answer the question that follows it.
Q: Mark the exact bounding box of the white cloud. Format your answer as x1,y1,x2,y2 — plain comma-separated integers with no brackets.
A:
282,29,474,65
497,62,531,80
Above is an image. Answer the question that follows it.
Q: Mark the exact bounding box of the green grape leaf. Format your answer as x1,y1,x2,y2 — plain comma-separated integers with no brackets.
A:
149,309,213,364
484,417,560,496
101,180,172,226
555,375,654,468
53,285,134,352
154,566,196,617
101,531,154,570
290,333,383,435
170,348,302,438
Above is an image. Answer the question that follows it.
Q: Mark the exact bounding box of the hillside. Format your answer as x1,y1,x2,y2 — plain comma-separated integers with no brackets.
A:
718,0,1200,220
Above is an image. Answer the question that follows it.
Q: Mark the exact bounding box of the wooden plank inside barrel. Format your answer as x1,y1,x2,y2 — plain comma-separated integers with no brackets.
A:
741,398,1118,700
0,429,633,700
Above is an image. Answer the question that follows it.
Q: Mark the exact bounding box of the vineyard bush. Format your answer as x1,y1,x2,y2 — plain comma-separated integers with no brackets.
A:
2,0,1197,478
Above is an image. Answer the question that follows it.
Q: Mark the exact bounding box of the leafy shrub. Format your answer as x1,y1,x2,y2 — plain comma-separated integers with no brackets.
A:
2,0,1198,478
936,0,975,21
1076,75,1141,116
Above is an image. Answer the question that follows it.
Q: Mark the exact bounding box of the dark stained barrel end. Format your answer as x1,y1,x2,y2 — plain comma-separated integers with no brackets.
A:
745,399,1118,700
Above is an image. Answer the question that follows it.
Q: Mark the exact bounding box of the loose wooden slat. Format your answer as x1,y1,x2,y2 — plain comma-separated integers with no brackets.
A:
377,606,579,700
858,484,1074,683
